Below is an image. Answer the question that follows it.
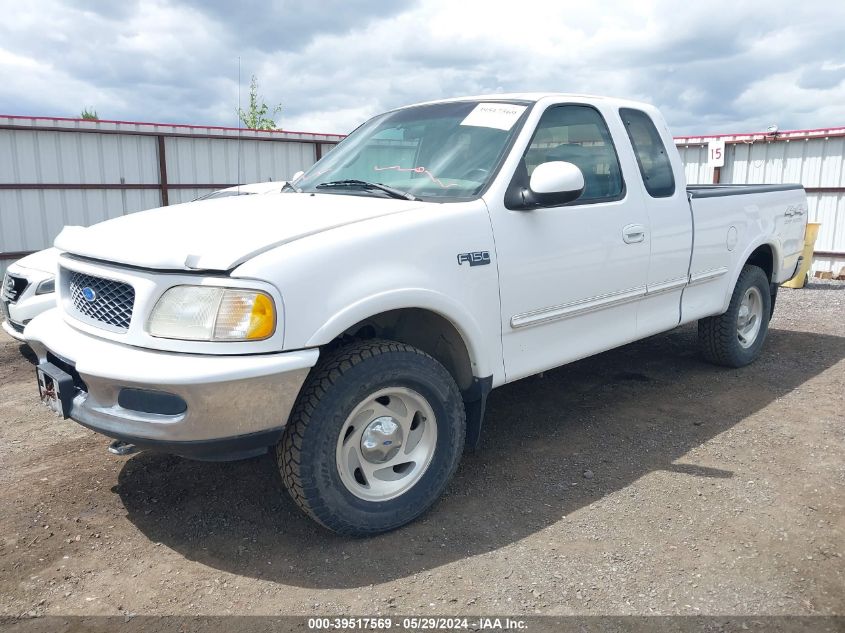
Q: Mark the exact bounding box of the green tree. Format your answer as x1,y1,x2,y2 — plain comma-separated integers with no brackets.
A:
80,107,99,120
237,75,282,130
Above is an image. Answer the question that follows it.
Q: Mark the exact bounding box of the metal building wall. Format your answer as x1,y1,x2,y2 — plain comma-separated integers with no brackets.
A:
676,127,845,275
0,115,343,277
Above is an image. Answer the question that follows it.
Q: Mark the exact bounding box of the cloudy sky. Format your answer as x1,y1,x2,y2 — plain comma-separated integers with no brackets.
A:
1,0,843,136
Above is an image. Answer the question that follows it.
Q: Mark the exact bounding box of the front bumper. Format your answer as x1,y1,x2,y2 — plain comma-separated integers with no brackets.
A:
25,309,319,460
2,317,26,341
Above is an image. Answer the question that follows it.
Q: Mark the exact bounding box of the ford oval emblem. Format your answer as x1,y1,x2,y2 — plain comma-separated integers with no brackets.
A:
81,287,97,302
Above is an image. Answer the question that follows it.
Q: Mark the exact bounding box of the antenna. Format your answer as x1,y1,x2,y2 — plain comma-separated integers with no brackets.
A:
237,57,242,193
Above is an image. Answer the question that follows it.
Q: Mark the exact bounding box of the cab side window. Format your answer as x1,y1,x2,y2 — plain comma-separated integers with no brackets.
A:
619,108,675,198
524,105,624,202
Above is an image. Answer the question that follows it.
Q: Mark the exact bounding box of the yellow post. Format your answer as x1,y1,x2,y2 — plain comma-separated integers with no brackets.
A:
782,223,821,288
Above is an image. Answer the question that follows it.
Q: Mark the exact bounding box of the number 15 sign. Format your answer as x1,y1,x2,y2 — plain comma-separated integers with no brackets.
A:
708,140,725,167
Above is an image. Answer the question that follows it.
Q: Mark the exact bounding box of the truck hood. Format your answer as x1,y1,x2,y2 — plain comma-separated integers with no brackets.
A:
54,193,422,271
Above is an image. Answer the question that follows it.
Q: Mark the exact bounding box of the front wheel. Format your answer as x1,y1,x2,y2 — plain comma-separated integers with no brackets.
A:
277,339,466,535
698,264,772,368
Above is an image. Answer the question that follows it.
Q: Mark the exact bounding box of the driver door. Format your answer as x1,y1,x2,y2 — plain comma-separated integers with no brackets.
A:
487,103,651,382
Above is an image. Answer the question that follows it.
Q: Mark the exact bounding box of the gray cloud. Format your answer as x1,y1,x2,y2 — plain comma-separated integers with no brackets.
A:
180,0,410,52
797,65,845,90
0,1,843,136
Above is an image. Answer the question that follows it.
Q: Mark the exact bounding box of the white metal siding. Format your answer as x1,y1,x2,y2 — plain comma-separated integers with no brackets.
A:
677,144,711,185
164,136,316,184
0,129,159,185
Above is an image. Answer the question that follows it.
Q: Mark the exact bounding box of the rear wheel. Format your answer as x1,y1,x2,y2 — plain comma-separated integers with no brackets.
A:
278,339,465,535
698,264,772,368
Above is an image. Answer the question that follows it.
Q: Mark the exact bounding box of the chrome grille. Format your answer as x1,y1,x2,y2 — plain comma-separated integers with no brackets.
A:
67,271,135,331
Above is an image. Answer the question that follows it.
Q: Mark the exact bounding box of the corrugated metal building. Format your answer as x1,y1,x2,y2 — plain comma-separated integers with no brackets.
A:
676,126,845,275
0,115,342,277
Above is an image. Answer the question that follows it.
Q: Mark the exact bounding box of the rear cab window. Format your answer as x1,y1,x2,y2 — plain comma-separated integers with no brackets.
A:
619,108,676,198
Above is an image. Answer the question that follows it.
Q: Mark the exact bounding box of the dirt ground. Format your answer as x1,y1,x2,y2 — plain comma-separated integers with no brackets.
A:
0,283,842,621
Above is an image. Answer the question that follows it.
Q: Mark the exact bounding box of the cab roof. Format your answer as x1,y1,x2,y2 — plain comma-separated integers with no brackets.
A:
406,93,655,111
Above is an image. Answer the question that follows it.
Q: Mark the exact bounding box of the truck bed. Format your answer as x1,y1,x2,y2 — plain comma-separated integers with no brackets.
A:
682,181,807,326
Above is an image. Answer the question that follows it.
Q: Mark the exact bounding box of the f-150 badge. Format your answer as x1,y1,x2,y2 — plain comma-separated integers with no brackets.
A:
457,251,491,266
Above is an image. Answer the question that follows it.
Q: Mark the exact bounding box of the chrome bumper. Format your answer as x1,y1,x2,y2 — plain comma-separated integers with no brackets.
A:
25,309,319,460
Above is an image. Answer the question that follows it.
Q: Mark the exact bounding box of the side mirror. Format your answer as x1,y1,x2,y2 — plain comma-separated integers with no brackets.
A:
527,161,585,207
291,170,304,182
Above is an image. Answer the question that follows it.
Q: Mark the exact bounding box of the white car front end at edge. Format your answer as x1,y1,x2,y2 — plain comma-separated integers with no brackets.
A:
2,248,59,341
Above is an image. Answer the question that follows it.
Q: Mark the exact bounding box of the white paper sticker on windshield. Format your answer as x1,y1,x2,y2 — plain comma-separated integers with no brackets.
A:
460,103,527,131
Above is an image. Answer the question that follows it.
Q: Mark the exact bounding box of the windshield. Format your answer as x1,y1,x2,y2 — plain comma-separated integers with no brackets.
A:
294,100,529,200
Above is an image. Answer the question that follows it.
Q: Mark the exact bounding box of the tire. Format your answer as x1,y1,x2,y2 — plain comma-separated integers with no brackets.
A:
698,264,772,368
277,339,466,535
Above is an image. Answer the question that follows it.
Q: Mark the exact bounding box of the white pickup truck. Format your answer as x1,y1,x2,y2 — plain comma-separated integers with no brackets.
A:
25,94,808,535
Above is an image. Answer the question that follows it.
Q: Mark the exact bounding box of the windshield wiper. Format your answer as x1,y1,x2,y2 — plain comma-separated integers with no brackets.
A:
315,179,418,201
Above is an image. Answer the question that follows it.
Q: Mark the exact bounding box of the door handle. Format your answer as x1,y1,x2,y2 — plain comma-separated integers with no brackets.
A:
622,224,646,244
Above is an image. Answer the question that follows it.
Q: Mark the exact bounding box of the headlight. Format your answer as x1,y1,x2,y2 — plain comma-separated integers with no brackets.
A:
36,277,55,295
147,286,276,341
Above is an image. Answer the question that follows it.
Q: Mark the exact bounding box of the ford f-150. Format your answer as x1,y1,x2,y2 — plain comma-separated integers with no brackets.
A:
25,94,808,535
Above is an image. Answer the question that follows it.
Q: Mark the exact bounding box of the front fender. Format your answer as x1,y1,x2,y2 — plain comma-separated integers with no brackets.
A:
305,287,496,381
232,199,503,383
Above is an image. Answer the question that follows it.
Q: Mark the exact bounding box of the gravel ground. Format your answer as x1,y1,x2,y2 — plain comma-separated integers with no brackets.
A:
0,282,842,622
